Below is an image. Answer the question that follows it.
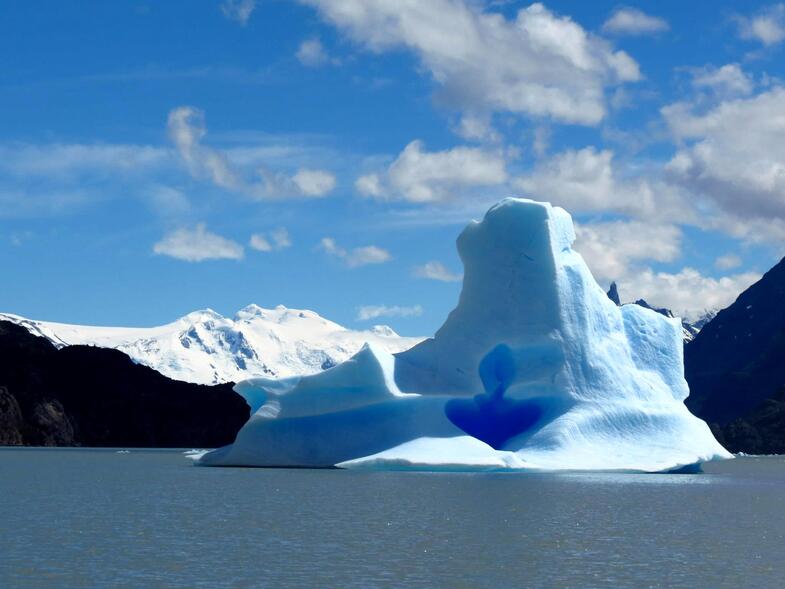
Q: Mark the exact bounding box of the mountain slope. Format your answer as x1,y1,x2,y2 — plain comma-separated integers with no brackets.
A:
685,256,785,426
0,305,423,385
715,387,785,454
0,321,249,447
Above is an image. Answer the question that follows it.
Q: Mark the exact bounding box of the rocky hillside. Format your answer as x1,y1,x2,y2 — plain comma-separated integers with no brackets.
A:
684,256,785,425
683,256,785,453
0,320,249,447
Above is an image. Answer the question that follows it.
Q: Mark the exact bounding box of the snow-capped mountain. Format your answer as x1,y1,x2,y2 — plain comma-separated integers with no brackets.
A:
0,305,424,385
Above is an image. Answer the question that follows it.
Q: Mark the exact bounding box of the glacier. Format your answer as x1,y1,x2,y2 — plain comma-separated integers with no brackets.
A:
199,198,731,472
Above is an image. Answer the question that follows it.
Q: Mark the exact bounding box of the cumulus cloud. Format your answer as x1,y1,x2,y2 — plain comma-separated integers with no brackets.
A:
221,0,256,26
454,113,501,143
602,7,669,36
618,268,760,320
515,146,687,221
300,0,639,126
167,106,336,199
356,304,423,321
355,173,383,198
662,87,785,237
414,261,462,282
356,140,507,202
319,237,391,267
291,168,336,196
296,38,338,66
249,234,273,252
572,219,758,318
250,228,291,252
691,63,754,97
153,224,244,262
736,3,785,46
575,221,682,282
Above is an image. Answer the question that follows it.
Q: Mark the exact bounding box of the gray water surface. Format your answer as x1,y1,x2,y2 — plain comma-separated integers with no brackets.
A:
1,448,784,588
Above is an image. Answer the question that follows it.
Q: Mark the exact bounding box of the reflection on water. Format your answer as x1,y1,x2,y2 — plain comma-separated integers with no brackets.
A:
1,449,784,589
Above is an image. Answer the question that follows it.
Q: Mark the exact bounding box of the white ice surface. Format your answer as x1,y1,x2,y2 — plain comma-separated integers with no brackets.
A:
196,198,731,472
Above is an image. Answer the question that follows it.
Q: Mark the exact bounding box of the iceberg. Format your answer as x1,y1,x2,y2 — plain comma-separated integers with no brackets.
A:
199,198,731,472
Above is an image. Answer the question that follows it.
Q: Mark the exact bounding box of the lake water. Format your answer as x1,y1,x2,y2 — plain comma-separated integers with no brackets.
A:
1,449,784,588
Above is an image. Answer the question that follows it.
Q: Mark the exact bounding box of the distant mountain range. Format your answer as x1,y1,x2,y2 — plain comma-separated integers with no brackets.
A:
0,305,423,385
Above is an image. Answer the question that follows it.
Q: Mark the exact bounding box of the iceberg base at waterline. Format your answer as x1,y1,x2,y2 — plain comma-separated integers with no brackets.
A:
198,198,731,472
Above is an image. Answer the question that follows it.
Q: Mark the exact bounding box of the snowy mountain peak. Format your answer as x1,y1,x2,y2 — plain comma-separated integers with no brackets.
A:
234,304,267,320
183,308,226,324
371,325,399,337
0,306,423,385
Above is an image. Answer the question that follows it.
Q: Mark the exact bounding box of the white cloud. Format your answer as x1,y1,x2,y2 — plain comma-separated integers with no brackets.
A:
153,224,244,262
454,113,500,143
572,219,758,318
736,3,785,46
691,63,754,97
167,106,337,199
357,140,507,202
355,173,383,197
618,268,760,320
301,0,639,126
296,38,338,67
167,106,241,190
414,261,462,282
602,7,669,36
270,227,291,248
532,126,551,157
249,234,273,252
221,0,256,26
515,146,687,221
356,304,423,321
662,87,785,236
572,219,758,319
575,221,682,282
319,237,391,267
291,168,336,197
715,253,742,270
250,227,291,252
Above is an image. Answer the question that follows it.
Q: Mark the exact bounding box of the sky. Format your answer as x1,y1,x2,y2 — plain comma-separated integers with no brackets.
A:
2,0,784,336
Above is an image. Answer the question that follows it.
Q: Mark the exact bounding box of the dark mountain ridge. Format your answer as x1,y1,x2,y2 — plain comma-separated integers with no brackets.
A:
684,256,785,427
0,320,249,447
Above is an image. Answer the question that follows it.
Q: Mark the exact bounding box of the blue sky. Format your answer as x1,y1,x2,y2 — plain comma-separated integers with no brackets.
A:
2,0,784,335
